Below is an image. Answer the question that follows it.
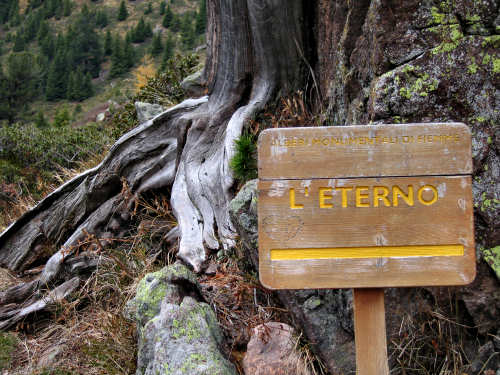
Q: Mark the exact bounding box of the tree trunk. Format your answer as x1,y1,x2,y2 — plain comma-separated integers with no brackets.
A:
0,0,307,328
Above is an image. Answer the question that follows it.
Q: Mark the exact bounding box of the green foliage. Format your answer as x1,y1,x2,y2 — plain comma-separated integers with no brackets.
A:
12,31,25,52
0,0,19,24
195,0,206,35
130,17,153,43
95,9,108,28
161,33,176,63
162,5,174,28
34,111,49,128
0,121,112,173
144,2,153,15
52,107,71,127
104,30,112,56
117,0,128,21
180,14,196,50
1,52,39,122
230,133,258,183
137,53,198,105
46,51,68,101
110,34,135,78
159,1,166,15
151,32,163,56
0,332,17,370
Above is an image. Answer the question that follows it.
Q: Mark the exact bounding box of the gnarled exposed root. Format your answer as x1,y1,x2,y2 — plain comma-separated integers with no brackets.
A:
0,0,306,328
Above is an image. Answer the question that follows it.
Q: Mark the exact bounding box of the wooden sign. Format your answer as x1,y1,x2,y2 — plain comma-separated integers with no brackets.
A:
258,123,475,289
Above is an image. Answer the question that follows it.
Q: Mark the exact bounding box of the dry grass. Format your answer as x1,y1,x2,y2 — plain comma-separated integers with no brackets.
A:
248,91,321,135
199,255,328,375
3,188,178,375
389,297,476,375
0,151,107,233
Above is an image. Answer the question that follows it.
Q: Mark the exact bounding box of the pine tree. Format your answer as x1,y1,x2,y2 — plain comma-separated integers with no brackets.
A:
37,20,49,42
123,36,135,69
55,0,63,19
160,33,175,70
117,0,128,21
46,51,68,100
12,31,25,52
52,107,70,127
82,72,93,99
151,33,163,56
104,30,112,56
144,2,152,15
110,34,125,77
40,32,55,58
162,5,173,28
159,2,166,15
180,15,195,50
170,14,180,32
135,17,146,42
34,111,49,128
2,52,38,122
96,10,108,28
145,21,153,38
195,0,206,35
63,0,71,17
66,70,76,100
0,63,8,121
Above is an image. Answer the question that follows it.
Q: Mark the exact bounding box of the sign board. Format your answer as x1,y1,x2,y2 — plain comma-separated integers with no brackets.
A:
257,123,475,289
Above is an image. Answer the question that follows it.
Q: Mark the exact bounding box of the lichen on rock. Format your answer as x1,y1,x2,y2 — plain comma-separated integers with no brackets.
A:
482,245,500,280
125,263,237,375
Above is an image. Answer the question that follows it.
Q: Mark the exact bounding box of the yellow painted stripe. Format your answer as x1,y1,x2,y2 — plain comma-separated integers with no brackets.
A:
270,245,464,260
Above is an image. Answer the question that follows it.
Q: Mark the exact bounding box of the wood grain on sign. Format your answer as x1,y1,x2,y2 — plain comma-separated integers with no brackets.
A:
258,123,475,289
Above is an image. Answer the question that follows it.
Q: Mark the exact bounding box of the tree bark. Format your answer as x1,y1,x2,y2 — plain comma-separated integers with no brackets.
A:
0,0,306,328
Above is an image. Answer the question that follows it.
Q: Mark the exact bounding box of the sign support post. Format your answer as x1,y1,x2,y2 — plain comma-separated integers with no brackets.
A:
257,123,475,374
353,288,389,375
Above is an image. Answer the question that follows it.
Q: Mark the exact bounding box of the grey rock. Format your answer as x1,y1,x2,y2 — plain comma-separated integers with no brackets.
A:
468,341,499,373
180,69,205,97
134,101,166,124
228,179,258,268
124,263,199,327
125,264,237,375
96,112,106,122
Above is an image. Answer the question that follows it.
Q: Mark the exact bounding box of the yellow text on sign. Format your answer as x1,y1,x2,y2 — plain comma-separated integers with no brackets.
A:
270,244,464,260
290,184,439,209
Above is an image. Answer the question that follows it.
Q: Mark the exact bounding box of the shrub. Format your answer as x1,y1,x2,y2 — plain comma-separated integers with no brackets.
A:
135,53,199,106
0,122,111,174
229,133,257,183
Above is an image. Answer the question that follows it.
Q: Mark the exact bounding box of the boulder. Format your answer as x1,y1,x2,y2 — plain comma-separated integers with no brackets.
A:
134,102,166,124
243,322,312,375
180,69,205,97
125,263,237,375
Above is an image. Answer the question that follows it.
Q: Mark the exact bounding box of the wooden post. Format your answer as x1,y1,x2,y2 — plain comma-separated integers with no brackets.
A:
353,288,389,375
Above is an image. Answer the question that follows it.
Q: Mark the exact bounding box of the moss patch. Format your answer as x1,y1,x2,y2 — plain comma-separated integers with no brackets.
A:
482,246,500,280
0,332,17,370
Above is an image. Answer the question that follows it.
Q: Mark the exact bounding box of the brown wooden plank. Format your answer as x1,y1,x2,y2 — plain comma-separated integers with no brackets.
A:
258,123,472,179
354,289,389,375
258,176,475,289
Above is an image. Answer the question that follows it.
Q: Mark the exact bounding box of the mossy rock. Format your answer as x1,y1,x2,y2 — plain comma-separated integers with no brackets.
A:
482,246,500,280
124,263,199,327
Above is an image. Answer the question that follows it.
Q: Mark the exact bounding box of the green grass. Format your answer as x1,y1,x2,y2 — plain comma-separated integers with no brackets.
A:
0,332,17,371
